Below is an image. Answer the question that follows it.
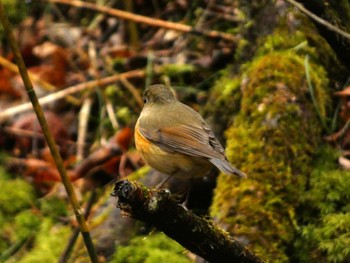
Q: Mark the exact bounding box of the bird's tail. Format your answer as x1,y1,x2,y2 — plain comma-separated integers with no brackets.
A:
210,158,247,178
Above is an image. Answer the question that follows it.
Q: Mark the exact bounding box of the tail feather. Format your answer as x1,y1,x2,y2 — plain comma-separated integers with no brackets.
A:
210,158,247,178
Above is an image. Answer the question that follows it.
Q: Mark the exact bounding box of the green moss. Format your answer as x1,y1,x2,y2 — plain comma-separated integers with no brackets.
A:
227,50,328,179
18,219,70,263
203,70,243,138
255,30,315,57
256,22,344,83
0,210,40,259
158,64,197,86
38,196,68,218
300,213,350,263
111,232,192,263
293,146,350,262
0,167,37,257
240,51,328,121
0,167,36,215
0,164,72,262
14,210,41,240
160,64,195,77
211,44,330,261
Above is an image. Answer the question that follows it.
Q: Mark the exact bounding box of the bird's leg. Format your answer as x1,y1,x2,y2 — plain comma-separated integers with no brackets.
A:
180,177,194,210
180,191,190,211
155,174,173,189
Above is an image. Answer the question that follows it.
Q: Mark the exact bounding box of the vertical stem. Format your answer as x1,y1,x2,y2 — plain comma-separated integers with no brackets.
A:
0,2,98,262
123,0,139,49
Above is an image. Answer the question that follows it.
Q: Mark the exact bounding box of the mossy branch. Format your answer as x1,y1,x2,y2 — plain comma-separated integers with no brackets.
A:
111,180,263,263
0,2,98,262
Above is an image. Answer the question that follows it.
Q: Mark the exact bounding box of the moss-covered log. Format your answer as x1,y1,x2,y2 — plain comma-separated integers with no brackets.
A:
210,31,330,261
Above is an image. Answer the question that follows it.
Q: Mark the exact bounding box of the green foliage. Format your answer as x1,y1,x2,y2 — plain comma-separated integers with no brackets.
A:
111,232,192,263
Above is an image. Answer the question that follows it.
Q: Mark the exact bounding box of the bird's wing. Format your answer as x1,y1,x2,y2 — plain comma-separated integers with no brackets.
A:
201,122,225,154
138,121,225,160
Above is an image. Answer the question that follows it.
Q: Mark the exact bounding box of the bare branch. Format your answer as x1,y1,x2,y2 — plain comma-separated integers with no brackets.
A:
0,69,145,121
49,0,237,42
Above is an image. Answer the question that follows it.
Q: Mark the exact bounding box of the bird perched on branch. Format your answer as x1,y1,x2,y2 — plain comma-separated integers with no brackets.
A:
134,84,246,186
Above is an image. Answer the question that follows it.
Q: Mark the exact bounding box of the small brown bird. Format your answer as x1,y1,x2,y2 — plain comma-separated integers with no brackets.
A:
134,84,246,184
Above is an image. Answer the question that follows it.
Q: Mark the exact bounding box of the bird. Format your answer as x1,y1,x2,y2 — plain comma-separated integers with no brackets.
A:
134,84,246,186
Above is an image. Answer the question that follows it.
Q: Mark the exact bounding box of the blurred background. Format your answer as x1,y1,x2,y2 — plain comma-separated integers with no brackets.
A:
0,0,350,262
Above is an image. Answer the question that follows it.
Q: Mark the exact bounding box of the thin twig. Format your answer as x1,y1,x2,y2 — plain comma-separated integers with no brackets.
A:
0,236,31,261
0,69,145,121
119,77,143,108
106,99,120,130
0,56,80,104
49,0,237,42
0,55,56,91
59,191,98,263
284,0,350,40
4,126,76,146
0,2,99,262
77,96,93,162
123,0,139,49
145,51,154,89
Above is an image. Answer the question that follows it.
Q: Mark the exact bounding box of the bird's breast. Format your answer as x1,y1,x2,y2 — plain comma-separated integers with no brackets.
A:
134,121,211,178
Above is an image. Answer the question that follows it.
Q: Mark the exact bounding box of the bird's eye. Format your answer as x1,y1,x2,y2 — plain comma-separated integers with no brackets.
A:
143,97,148,104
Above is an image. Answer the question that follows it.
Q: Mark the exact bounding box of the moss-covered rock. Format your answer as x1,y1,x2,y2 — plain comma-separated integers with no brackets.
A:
210,36,330,261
